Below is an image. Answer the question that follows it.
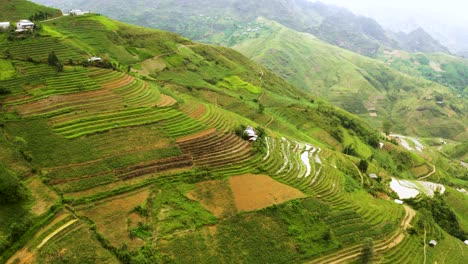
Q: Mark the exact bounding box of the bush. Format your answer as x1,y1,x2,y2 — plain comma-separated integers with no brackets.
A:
0,164,28,204
358,160,368,173
0,87,11,95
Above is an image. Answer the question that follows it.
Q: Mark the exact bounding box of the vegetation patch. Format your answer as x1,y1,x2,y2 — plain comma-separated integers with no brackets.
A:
27,177,59,216
217,76,262,94
78,188,150,250
186,179,237,218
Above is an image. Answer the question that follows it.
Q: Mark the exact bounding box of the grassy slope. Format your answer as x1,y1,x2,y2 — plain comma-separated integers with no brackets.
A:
0,13,466,263
377,48,468,93
233,18,467,141
0,0,61,21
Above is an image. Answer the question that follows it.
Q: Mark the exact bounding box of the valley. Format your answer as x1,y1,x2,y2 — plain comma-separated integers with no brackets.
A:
0,1,466,264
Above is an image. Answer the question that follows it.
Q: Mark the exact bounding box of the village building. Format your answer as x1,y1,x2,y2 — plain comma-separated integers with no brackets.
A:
0,22,10,31
464,240,468,246
16,20,34,32
69,9,88,16
87,57,102,62
394,199,404,205
244,126,258,141
429,240,437,247
369,173,378,179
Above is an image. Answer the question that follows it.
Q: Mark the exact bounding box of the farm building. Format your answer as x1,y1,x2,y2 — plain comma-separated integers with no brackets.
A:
69,9,89,16
0,22,10,31
464,240,468,246
429,240,437,247
394,199,404,205
88,57,102,62
244,126,258,141
369,173,378,179
16,20,34,32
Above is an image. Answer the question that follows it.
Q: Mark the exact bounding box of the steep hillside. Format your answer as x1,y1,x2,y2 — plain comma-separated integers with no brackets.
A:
377,48,468,93
0,0,61,21
233,19,466,141
32,0,448,56
0,11,466,264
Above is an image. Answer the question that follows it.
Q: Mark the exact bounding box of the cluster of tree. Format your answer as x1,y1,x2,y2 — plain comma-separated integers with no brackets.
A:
406,193,466,240
0,87,11,96
0,164,28,205
5,24,41,41
28,11,52,22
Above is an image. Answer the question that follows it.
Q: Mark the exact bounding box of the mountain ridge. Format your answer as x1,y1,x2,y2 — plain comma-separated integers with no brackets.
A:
32,0,449,56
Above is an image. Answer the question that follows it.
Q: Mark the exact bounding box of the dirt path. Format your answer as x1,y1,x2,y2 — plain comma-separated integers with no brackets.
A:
6,215,77,264
308,205,415,264
419,165,436,180
36,219,78,249
423,227,427,264
351,162,364,186
265,116,274,128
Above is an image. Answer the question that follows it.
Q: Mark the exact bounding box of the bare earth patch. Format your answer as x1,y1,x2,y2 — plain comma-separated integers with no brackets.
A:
229,174,306,211
186,179,236,218
157,94,177,107
77,188,150,250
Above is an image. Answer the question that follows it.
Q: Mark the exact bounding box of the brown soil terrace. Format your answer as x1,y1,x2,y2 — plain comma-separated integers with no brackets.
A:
229,174,306,211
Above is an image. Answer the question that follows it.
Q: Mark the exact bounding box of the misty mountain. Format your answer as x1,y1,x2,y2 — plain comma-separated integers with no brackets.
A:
345,5,468,58
392,27,450,54
32,0,448,57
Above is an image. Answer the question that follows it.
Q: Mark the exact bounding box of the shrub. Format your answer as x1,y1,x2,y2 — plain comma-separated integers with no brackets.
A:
0,164,28,204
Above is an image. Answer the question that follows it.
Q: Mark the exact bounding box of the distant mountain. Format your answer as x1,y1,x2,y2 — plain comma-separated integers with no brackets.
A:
392,27,450,54
342,5,468,58
32,0,448,57
233,19,466,140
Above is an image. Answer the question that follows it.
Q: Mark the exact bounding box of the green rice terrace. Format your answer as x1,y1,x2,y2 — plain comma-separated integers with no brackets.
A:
0,5,466,264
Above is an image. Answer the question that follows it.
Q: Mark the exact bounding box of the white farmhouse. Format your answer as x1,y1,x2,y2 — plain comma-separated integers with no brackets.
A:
244,126,258,141
16,20,34,32
69,9,85,16
0,22,10,31
88,57,102,62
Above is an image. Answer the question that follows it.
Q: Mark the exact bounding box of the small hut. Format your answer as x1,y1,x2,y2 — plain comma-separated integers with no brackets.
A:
429,240,437,247
244,126,258,141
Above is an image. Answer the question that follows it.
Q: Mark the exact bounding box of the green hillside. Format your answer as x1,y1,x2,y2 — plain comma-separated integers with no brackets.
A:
0,0,61,21
33,0,448,56
0,9,466,264
377,48,468,93
233,19,466,141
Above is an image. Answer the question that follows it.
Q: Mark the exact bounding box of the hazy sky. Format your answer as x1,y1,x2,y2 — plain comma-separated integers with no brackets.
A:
312,0,468,25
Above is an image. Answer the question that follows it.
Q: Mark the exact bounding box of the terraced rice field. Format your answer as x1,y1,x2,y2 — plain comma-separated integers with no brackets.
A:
1,37,85,62
184,103,242,132
260,135,406,249
177,129,253,168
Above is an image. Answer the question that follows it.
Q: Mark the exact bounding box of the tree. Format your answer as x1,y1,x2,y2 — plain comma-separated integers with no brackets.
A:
48,51,59,66
382,119,392,135
360,237,374,264
56,62,64,72
358,159,369,173
257,103,265,114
